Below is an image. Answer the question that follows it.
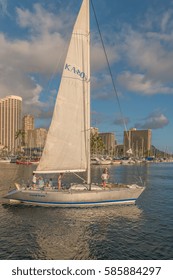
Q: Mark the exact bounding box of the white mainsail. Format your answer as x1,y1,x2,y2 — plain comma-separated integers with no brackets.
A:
36,0,90,174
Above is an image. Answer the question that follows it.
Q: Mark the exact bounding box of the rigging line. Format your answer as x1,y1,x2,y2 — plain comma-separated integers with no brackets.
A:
73,172,86,183
90,0,130,144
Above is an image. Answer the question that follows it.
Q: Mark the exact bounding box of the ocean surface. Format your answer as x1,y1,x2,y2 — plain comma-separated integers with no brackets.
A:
0,162,173,260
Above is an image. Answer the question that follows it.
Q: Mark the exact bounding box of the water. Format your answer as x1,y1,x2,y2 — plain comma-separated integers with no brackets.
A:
0,162,173,260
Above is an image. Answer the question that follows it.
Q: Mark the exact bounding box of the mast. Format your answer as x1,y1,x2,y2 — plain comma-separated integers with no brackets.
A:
87,0,91,186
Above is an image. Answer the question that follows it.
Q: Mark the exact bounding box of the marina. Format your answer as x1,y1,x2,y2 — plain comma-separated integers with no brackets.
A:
0,0,173,263
0,162,173,259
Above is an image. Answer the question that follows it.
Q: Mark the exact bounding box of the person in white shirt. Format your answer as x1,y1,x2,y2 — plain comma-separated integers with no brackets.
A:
101,168,109,187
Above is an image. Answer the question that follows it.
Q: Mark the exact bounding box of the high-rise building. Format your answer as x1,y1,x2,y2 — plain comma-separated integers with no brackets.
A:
27,128,47,149
124,128,152,157
99,132,115,155
0,95,22,153
23,114,34,131
22,115,34,145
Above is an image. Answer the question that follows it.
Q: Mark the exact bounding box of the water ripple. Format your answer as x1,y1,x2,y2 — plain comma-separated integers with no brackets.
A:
0,163,173,259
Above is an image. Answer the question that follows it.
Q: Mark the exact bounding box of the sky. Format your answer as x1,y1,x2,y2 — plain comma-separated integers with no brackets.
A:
0,0,173,153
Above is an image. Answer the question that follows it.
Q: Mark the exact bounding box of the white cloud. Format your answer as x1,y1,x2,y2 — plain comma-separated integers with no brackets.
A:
1,1,173,124
0,4,70,118
0,32,59,114
135,112,169,129
118,71,173,95
0,3,119,120
115,8,173,96
16,4,67,35
90,39,119,72
122,30,173,82
113,116,130,126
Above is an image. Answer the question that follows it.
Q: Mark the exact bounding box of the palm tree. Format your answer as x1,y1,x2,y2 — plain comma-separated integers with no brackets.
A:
15,130,25,152
15,129,24,139
90,134,105,156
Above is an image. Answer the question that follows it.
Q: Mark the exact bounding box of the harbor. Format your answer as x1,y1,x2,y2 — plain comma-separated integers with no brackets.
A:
0,161,173,259
0,0,173,265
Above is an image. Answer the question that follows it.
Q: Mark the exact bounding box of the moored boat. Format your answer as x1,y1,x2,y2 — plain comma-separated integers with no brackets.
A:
0,157,11,163
16,159,32,165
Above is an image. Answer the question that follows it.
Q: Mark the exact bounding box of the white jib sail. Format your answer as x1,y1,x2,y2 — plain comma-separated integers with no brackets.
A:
36,0,90,174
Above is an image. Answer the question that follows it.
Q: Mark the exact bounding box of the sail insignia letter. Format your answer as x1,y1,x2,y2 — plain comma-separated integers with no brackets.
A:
65,63,86,80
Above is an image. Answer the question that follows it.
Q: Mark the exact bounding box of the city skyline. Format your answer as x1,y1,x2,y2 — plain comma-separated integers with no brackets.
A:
0,0,173,152
0,94,171,157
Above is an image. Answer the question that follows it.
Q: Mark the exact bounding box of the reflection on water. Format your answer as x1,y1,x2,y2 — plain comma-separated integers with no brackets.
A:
37,206,142,260
1,204,142,260
0,163,173,259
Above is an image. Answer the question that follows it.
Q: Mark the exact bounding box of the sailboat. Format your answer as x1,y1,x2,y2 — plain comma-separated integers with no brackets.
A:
4,0,145,207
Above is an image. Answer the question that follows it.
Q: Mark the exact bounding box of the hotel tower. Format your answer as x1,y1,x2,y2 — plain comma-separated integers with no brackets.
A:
22,114,34,146
0,95,22,153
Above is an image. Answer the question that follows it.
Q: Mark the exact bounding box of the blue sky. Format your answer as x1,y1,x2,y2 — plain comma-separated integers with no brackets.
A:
0,0,173,153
